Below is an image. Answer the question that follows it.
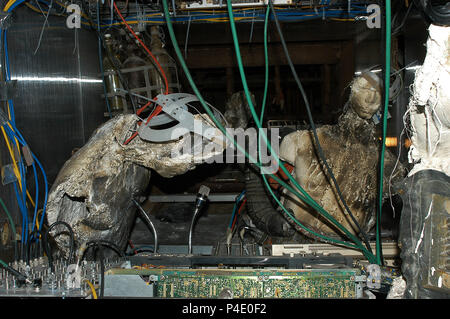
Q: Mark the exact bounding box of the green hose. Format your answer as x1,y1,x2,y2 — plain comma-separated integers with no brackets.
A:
257,6,360,251
260,5,270,124
225,1,375,261
377,0,392,265
161,0,376,263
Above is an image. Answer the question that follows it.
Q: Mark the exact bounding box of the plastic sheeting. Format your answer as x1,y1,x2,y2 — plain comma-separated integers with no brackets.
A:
408,25,450,177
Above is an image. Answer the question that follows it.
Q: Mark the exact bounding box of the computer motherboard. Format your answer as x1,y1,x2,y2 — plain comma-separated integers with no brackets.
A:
107,268,362,298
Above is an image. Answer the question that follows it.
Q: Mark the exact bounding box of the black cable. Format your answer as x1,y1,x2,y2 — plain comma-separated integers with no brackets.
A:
132,198,158,253
44,221,75,271
268,0,373,254
93,243,105,299
0,258,28,282
81,240,125,261
26,230,42,263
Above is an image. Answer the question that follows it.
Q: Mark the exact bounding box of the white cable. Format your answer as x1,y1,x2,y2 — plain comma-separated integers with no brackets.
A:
33,0,53,55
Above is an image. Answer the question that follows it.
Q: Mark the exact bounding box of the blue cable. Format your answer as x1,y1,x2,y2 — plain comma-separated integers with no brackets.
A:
7,0,27,12
18,160,28,244
228,190,246,229
12,182,26,247
33,154,48,232
4,25,46,236
96,6,369,27
4,124,49,235
30,162,39,235
4,30,15,125
4,125,28,243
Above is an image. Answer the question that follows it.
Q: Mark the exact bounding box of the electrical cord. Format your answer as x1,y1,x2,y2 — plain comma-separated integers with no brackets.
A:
376,0,392,266
82,240,125,261
79,0,138,114
161,0,376,263
44,221,75,271
0,258,29,282
132,198,158,253
27,230,43,263
112,0,169,95
228,190,246,230
2,24,49,244
225,1,375,258
3,123,49,241
84,279,98,299
268,0,373,255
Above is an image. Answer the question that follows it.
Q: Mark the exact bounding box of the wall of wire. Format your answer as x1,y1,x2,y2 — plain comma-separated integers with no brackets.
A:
22,0,374,27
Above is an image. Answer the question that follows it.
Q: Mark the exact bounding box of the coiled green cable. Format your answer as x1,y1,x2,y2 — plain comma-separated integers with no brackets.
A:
225,1,375,262
161,0,376,263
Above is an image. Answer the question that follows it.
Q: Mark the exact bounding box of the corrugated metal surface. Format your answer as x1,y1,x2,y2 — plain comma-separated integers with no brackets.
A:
7,7,104,181
0,6,105,237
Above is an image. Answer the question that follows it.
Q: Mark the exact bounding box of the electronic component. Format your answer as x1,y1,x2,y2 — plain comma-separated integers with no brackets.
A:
272,242,401,267
0,258,119,298
181,0,294,10
107,268,363,298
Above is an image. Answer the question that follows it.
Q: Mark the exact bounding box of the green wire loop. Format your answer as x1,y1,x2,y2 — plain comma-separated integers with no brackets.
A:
161,0,376,264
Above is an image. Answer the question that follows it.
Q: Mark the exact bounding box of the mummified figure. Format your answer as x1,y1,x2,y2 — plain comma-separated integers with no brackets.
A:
278,75,405,239
46,114,224,258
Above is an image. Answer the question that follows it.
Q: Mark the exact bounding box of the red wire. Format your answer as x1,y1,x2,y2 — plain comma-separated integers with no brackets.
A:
112,1,169,95
123,105,163,145
128,240,137,255
136,101,152,116
231,198,247,231
113,1,170,145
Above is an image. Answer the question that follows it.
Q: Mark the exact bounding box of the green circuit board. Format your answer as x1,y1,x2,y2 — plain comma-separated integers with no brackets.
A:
151,269,360,298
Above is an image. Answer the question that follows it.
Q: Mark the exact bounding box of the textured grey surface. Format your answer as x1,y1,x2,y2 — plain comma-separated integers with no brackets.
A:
280,107,405,238
47,114,224,256
7,7,104,183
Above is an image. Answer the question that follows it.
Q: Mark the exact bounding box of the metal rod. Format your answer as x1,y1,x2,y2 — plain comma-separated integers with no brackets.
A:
188,206,201,254
132,199,158,253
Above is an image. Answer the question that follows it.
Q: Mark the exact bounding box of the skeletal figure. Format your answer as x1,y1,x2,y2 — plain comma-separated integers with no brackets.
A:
279,75,405,239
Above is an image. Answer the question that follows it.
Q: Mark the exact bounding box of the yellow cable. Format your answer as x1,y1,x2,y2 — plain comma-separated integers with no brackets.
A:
84,279,98,299
35,209,42,231
1,126,22,187
3,122,36,207
4,0,16,12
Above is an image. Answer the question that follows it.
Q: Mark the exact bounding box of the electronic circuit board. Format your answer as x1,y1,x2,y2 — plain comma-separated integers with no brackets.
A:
113,268,362,298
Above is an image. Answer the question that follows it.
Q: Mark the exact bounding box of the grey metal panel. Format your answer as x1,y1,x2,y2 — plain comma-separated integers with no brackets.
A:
149,193,239,202
7,7,104,181
0,6,104,238
7,7,104,183
104,275,155,297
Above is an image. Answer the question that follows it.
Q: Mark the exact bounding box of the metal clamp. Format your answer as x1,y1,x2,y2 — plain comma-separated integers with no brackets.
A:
137,93,226,145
